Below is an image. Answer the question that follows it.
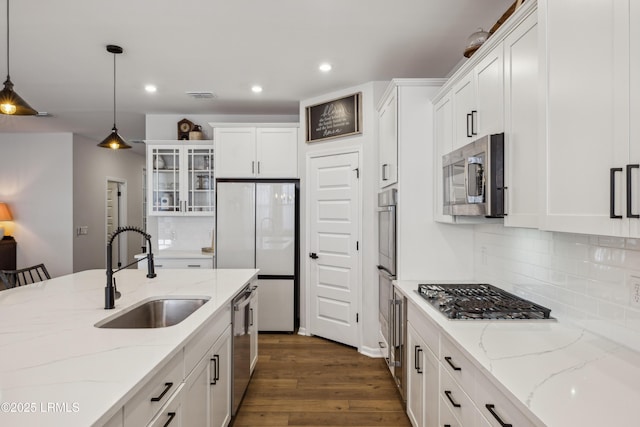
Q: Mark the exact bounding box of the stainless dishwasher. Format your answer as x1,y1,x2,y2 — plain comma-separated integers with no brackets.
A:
231,285,257,416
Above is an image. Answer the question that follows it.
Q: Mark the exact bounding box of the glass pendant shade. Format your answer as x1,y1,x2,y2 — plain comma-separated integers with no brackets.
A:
1,0,37,115
97,125,131,150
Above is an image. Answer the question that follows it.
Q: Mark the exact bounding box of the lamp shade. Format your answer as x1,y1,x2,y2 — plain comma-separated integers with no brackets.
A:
0,202,13,221
97,126,132,150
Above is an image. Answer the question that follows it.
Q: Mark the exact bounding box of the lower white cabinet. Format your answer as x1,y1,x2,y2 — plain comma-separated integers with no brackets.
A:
184,352,210,426
148,383,185,427
406,322,438,427
249,286,259,373
210,327,232,427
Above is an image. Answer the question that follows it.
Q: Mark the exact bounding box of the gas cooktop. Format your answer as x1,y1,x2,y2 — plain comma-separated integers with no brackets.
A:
416,283,552,320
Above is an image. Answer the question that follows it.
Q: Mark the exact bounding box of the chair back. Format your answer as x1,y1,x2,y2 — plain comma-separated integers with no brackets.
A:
0,264,51,289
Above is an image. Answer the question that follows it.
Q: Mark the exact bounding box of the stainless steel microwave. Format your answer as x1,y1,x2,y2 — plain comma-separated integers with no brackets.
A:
442,133,505,217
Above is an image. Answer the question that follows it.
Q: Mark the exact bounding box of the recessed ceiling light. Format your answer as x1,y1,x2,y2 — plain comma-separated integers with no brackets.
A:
145,84,157,93
319,63,332,72
251,85,263,93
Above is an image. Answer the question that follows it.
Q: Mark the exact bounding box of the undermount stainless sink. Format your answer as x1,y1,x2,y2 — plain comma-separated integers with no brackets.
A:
95,297,210,329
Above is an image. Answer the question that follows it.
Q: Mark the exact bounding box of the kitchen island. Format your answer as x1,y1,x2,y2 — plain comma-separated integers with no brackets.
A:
0,268,258,426
395,280,640,426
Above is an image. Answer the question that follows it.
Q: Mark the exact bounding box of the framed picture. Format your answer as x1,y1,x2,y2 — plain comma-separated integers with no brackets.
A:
306,92,362,143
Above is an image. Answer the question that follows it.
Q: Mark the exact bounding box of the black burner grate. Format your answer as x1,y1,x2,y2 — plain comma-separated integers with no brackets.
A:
417,283,551,320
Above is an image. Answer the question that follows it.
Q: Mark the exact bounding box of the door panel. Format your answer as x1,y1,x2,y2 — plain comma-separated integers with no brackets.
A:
216,182,256,268
308,152,359,347
255,183,295,275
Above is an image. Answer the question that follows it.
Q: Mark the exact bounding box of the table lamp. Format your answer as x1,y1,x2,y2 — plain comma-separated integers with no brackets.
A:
0,202,13,239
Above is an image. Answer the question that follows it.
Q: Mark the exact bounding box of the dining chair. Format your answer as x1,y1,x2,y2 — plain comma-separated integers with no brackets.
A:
0,263,51,289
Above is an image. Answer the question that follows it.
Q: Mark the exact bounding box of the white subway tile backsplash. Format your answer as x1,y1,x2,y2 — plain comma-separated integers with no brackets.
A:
474,224,640,351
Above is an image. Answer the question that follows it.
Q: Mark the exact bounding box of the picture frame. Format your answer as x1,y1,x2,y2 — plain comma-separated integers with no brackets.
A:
305,92,362,143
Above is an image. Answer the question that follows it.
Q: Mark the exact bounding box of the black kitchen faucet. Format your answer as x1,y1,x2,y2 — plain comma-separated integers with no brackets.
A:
105,226,156,309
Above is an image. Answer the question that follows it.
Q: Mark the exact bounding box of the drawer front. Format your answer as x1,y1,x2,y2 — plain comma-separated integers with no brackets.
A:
184,304,231,376
407,301,439,355
148,383,184,427
440,366,476,427
440,334,476,398
154,258,213,269
475,372,537,427
124,352,184,427
439,396,463,427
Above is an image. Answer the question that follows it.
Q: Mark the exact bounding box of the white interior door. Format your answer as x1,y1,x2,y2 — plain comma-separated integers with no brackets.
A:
308,151,360,347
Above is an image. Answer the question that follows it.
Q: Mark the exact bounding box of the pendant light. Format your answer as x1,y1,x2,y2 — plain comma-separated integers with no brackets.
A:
0,0,37,115
98,44,131,149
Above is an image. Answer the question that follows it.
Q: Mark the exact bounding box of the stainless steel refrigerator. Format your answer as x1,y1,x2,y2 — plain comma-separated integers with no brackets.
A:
216,180,298,332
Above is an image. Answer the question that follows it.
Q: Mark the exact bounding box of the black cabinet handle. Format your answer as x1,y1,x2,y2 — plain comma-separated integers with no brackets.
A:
610,167,623,218
627,164,639,218
163,412,176,427
466,113,473,137
309,252,319,259
444,356,461,371
444,425,451,427
444,390,461,408
382,163,389,181
485,404,512,427
414,345,423,373
150,382,173,402
471,110,478,135
210,355,220,385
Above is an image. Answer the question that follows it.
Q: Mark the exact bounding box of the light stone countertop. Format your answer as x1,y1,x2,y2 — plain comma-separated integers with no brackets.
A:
0,268,258,426
394,279,640,427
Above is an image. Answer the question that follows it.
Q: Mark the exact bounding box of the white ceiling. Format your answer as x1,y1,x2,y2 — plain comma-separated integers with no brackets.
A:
0,0,512,149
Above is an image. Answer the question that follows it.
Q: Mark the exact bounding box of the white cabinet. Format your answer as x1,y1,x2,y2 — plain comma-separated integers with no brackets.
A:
213,124,298,178
378,89,398,187
146,141,215,216
451,47,503,150
249,286,258,373
433,93,455,223
183,353,209,426
406,322,438,427
210,326,232,427
147,384,184,427
154,258,213,269
503,8,539,228
541,0,640,237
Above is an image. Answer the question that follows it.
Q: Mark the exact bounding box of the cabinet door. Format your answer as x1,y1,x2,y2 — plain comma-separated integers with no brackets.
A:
503,11,539,228
249,287,259,373
451,73,476,150
256,128,298,177
183,354,210,426
406,324,424,427
475,46,504,137
210,327,232,427
184,147,215,214
434,94,455,223
378,89,398,187
630,2,640,238
148,145,183,216
214,128,256,178
542,0,629,236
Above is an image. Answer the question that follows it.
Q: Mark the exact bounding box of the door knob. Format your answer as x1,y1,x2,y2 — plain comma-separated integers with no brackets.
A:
309,252,319,259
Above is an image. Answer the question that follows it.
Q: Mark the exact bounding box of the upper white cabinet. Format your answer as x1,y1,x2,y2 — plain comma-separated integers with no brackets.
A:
146,141,215,216
452,46,504,150
541,0,640,237
503,9,539,228
378,89,398,187
212,124,298,178
433,94,455,223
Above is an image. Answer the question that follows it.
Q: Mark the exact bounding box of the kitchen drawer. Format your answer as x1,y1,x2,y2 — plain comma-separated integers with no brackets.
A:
123,352,184,427
439,396,463,427
475,372,537,427
184,304,231,376
440,333,476,399
147,383,184,427
440,366,476,427
407,300,439,355
154,258,213,269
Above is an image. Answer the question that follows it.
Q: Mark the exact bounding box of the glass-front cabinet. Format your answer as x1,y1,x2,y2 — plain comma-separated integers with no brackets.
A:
146,141,215,216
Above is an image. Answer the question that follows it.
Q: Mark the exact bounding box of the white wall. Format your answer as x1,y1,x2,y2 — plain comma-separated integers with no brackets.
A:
0,133,73,277
146,114,299,140
72,135,146,272
298,81,388,355
475,224,640,352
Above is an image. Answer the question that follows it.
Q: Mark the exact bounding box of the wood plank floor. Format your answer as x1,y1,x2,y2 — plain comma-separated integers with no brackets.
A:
231,333,411,427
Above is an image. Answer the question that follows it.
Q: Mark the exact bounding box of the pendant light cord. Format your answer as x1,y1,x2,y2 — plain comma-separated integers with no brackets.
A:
113,51,116,128
6,0,10,79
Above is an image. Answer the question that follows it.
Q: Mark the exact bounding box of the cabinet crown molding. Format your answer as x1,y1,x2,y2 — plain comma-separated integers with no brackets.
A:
208,122,299,129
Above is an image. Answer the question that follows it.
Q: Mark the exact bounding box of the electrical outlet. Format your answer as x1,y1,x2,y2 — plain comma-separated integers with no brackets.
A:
76,226,89,236
629,275,640,308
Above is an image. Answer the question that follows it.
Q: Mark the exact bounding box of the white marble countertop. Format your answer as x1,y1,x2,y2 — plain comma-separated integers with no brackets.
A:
394,280,640,427
134,250,214,259
0,268,258,426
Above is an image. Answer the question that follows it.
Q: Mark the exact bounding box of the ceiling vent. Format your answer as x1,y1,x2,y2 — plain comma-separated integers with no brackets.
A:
186,91,216,99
